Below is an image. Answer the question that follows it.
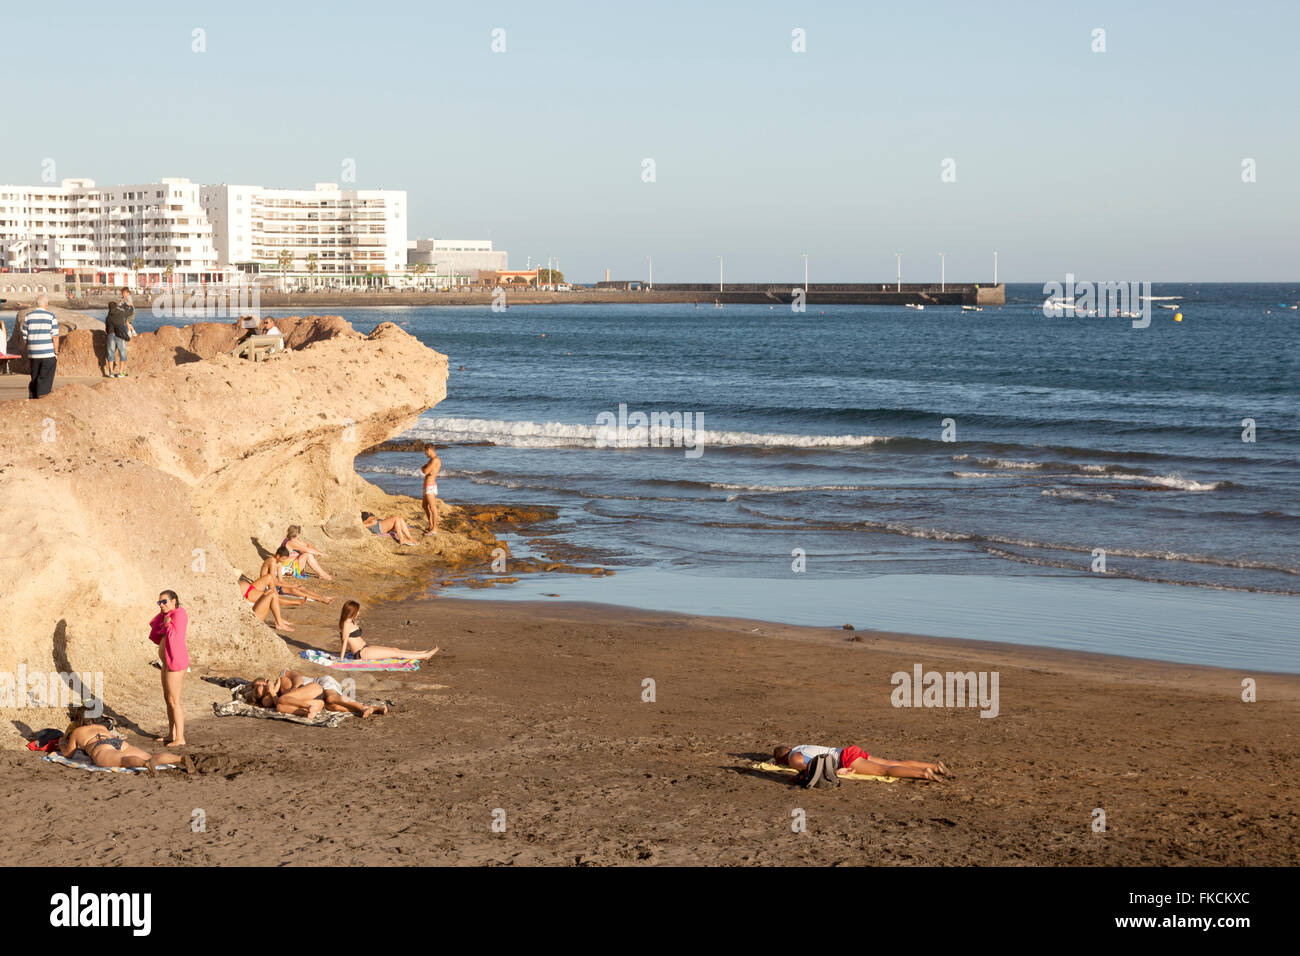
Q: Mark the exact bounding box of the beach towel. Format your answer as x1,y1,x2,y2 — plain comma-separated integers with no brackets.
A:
43,752,175,774
748,761,899,784
212,697,351,727
299,648,419,671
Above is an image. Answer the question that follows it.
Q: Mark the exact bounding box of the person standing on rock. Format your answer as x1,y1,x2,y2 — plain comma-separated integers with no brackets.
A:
21,294,59,399
104,288,135,378
421,444,441,535
149,589,189,747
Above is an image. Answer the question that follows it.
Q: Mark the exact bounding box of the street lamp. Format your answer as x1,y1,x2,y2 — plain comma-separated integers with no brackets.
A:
718,255,723,293
802,253,808,291
939,252,946,292
895,253,901,292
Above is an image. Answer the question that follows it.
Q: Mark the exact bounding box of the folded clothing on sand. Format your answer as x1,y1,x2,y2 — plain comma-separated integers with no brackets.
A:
43,752,175,773
749,761,898,783
299,648,419,670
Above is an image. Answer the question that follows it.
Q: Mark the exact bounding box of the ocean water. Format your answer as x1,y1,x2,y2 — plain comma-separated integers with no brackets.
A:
248,284,1298,671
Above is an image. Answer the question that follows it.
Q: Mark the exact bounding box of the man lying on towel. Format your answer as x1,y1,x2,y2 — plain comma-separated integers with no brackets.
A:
248,670,389,719
773,744,951,781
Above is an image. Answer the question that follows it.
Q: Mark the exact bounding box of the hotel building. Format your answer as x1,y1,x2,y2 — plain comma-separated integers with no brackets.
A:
201,183,407,286
0,178,218,280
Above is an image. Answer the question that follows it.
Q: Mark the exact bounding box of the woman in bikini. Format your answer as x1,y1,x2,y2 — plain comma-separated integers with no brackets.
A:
240,570,296,631
338,600,439,661
421,444,441,536
281,525,333,581
359,511,418,546
247,670,389,719
259,548,334,604
60,706,191,771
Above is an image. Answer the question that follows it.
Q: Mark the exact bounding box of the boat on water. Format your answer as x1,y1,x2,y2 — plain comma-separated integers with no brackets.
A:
905,303,925,310
961,305,983,312
1159,304,1181,310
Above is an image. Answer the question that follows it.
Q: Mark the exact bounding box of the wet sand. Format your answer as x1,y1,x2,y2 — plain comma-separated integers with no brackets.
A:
3,595,1295,866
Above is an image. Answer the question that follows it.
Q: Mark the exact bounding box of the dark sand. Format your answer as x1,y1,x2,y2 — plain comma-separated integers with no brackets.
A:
3,595,1296,866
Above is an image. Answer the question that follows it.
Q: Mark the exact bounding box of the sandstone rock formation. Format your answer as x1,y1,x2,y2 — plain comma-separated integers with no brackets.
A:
0,318,452,744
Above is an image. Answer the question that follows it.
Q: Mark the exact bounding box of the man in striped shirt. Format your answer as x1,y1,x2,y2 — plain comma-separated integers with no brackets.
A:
22,294,59,399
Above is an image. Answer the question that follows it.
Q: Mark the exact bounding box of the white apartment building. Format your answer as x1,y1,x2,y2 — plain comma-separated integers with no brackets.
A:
0,178,217,279
406,238,507,285
201,183,407,286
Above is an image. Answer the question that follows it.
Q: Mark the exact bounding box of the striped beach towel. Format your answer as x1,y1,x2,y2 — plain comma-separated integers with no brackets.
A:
44,752,176,774
299,648,419,671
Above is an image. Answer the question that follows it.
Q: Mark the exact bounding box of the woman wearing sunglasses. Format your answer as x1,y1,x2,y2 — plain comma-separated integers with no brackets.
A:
148,590,189,746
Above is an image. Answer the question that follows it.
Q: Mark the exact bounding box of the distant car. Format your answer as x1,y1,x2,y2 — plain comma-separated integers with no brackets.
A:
555,284,571,292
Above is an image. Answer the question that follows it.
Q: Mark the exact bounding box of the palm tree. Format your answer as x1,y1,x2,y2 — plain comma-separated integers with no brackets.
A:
277,250,293,292
163,264,174,288
413,261,428,290
305,253,319,292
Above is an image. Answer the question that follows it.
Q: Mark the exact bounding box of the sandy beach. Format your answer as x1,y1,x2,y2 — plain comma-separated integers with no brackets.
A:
4,591,1295,867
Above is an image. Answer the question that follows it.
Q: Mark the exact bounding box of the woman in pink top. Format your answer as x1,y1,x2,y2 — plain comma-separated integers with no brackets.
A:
149,590,189,746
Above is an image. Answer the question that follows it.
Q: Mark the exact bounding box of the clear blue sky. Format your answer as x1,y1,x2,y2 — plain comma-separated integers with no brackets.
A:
3,0,1297,282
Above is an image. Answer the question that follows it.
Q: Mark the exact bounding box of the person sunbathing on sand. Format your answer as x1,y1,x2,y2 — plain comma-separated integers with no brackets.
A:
360,510,418,546
281,525,333,581
241,570,295,631
247,671,389,719
773,744,951,781
339,600,439,660
259,548,335,604
60,706,192,771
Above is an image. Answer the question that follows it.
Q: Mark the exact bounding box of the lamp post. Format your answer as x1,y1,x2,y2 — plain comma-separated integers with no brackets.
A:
648,255,653,290
993,251,998,285
940,252,946,292
896,252,901,292
802,253,808,291
719,255,723,293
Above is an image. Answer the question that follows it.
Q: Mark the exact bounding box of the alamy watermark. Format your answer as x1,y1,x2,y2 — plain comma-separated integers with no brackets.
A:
891,663,999,718
1042,274,1151,328
595,403,705,458
152,282,261,320
1,665,103,716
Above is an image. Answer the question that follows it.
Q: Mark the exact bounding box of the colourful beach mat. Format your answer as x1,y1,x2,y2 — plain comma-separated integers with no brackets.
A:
748,761,898,784
43,752,176,774
299,648,419,670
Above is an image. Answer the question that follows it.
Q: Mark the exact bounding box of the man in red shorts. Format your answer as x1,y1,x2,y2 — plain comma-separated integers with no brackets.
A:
773,743,950,781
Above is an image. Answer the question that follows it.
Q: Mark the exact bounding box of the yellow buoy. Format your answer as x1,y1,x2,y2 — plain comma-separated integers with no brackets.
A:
1174,313,1183,322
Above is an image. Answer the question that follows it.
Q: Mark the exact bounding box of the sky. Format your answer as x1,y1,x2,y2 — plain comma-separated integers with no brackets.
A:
2,0,1297,282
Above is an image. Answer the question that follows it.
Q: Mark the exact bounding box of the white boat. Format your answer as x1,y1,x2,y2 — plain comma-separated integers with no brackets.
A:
961,305,983,312
905,303,925,310
1159,304,1181,310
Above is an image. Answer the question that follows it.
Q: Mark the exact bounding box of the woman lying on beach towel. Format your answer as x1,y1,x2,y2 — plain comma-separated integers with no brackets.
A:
339,600,440,661
60,705,190,771
248,670,389,719
282,525,333,581
360,511,418,546
773,744,951,781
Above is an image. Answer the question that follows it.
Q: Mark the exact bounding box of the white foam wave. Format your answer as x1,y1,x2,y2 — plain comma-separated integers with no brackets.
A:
409,416,891,450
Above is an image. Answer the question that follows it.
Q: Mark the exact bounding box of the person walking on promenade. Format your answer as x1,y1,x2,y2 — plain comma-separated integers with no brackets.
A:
149,590,190,746
21,294,59,398
104,288,135,378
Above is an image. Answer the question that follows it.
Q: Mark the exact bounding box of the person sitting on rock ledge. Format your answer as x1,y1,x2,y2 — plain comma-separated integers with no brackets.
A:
360,511,418,546
259,547,335,604
241,569,296,632
281,525,333,580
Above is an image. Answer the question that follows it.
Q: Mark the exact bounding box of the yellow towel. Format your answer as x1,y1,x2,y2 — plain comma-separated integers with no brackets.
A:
749,761,899,783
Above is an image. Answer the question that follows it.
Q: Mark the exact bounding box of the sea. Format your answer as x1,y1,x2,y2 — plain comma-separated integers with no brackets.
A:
206,283,1297,672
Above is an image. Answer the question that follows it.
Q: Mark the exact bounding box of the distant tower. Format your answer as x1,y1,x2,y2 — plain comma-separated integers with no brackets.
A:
605,267,611,282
